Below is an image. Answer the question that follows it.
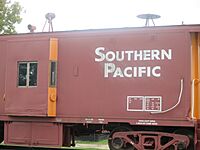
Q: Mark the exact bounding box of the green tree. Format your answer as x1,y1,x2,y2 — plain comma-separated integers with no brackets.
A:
0,0,22,34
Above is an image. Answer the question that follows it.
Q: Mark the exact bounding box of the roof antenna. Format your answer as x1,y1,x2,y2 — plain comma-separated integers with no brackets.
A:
42,13,55,32
137,14,160,27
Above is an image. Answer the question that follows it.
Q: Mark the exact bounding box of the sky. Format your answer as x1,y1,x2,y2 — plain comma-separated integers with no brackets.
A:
14,0,200,33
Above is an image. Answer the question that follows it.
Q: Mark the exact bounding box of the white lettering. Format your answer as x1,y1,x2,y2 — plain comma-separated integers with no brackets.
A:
124,67,132,77
113,67,124,77
143,50,151,60
104,65,161,78
134,50,143,60
94,47,172,78
161,49,172,60
152,66,161,77
125,51,133,61
138,67,146,77
151,50,160,60
95,47,105,62
147,67,151,77
106,51,116,62
104,63,115,77
95,47,172,62
116,51,124,61
133,67,137,77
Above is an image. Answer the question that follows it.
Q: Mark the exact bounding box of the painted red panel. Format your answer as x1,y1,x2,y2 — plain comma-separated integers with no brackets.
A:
5,122,63,146
1,25,200,127
32,123,63,146
56,28,191,125
4,38,49,116
4,122,31,144
0,41,6,114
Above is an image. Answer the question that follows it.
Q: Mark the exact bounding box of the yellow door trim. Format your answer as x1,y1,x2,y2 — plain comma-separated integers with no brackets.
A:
48,38,58,117
191,33,200,119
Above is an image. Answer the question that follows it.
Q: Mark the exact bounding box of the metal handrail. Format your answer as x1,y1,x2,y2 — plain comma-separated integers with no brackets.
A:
151,79,183,114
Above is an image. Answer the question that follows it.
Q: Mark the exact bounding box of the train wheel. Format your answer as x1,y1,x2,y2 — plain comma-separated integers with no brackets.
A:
108,126,135,150
173,129,194,150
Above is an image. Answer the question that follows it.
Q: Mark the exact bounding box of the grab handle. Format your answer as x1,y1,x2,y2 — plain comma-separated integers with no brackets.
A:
191,79,199,118
3,94,5,101
151,78,184,114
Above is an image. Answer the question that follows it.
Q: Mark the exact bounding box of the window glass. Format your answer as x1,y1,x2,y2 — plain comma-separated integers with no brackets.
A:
29,63,37,86
18,61,37,87
18,63,27,86
50,61,57,86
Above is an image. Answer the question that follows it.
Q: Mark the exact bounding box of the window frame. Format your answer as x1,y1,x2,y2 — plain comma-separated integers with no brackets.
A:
17,61,38,88
49,61,57,87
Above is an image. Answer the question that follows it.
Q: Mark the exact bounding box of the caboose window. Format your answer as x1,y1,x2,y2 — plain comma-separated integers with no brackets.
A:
18,62,38,87
49,61,57,87
18,63,27,86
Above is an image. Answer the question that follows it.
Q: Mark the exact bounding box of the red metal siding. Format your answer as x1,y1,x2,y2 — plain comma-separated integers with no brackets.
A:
4,122,63,146
4,38,50,116
55,30,191,126
0,41,6,115
0,26,199,127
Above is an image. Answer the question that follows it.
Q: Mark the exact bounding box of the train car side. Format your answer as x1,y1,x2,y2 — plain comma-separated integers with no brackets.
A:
0,26,199,149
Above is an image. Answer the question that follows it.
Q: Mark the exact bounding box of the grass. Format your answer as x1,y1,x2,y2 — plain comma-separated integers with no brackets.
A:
76,139,108,145
67,147,107,150
0,140,109,150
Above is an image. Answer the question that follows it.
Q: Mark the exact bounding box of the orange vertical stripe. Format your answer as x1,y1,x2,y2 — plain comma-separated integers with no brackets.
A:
198,33,200,119
48,38,58,117
49,38,58,60
191,33,200,119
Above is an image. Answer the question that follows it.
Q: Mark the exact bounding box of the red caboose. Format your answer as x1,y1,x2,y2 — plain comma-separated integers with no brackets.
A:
0,25,200,149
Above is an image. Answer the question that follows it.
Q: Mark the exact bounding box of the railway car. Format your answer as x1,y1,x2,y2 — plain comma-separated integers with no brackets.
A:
0,25,200,150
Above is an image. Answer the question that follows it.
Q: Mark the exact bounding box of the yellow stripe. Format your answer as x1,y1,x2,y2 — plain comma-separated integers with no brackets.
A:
191,33,200,119
48,88,57,116
48,38,58,117
49,38,58,61
198,33,200,119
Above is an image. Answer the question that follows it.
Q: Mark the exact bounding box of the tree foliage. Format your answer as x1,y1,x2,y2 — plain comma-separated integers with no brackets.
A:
0,0,22,34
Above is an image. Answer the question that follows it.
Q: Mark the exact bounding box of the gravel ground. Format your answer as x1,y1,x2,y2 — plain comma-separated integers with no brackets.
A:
76,143,109,150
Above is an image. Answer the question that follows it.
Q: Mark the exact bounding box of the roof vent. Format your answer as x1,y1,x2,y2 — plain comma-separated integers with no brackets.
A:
27,24,36,33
